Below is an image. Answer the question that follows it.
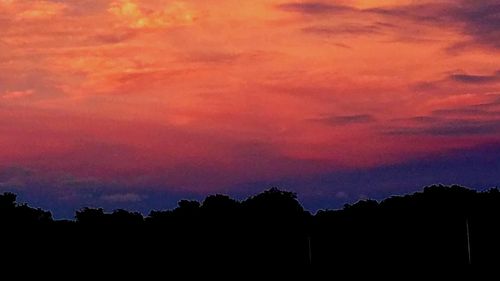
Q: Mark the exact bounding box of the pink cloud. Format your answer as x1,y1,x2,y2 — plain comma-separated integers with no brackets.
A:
1,89,34,100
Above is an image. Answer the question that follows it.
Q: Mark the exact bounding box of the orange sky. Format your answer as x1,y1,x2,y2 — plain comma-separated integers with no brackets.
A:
1,0,500,194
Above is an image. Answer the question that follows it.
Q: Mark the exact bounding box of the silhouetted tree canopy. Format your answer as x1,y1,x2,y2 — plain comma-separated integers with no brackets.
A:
202,194,239,214
1,185,500,267
0,192,52,223
75,207,106,224
242,187,303,217
0,192,16,209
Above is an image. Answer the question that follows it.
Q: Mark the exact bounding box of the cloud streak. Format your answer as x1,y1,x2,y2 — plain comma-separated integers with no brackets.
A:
1,89,34,100
386,120,500,137
369,0,500,49
302,24,383,36
100,192,146,203
108,0,196,29
280,1,500,49
312,114,376,126
449,71,500,84
277,2,355,15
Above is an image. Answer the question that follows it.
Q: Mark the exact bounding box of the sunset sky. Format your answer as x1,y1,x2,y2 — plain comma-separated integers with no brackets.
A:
1,0,500,217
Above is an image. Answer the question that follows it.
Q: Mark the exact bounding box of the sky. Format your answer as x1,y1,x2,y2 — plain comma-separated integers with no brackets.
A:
1,0,500,218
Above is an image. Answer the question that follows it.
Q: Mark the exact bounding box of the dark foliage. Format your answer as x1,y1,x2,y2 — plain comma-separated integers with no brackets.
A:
1,185,499,270
0,192,52,223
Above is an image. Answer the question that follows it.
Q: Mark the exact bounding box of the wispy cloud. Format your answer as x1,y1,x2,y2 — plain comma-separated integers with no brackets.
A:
277,2,355,15
302,24,383,37
432,107,500,117
0,166,33,189
449,71,500,84
312,114,376,126
368,1,500,50
13,1,67,21
1,89,34,100
108,0,196,29
100,192,146,203
386,119,500,137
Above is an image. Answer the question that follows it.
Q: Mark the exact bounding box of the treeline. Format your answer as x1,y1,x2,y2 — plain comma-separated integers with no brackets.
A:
1,185,500,267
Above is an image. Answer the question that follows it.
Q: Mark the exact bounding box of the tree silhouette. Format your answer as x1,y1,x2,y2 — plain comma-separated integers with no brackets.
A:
0,192,16,209
75,207,106,224
109,209,143,225
242,187,304,218
1,185,500,267
0,192,52,224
